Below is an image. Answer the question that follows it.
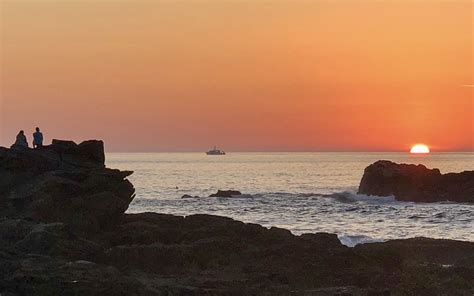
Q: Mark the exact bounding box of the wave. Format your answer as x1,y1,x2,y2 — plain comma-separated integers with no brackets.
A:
180,190,398,204
326,191,396,203
338,234,386,247
293,191,397,204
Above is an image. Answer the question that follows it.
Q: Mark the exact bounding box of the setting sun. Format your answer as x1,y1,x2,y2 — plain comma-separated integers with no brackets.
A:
410,144,430,154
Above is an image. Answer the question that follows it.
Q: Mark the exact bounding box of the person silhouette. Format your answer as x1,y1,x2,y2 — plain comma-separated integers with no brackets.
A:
13,130,29,148
33,127,44,149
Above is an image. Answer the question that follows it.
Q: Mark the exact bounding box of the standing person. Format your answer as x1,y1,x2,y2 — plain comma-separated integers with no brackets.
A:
33,127,43,149
13,130,29,148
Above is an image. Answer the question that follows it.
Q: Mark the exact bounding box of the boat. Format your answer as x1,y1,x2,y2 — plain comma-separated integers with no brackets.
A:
206,146,226,155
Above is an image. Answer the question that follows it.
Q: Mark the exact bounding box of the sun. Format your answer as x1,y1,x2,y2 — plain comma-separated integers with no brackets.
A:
410,144,430,154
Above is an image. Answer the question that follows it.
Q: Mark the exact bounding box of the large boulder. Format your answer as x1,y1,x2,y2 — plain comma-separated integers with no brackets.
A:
358,160,474,202
49,139,106,169
0,140,134,232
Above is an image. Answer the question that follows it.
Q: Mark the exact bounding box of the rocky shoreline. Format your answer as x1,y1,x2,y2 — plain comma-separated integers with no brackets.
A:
1,141,473,295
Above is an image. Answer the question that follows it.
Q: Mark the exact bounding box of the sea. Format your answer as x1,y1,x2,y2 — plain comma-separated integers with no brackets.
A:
107,152,473,247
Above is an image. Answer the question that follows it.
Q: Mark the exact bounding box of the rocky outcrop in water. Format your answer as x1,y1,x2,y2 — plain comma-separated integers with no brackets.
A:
1,144,473,295
209,190,242,197
181,190,243,199
358,160,474,203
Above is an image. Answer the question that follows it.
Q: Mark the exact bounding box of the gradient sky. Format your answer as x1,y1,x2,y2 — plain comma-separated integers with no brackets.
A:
1,0,472,152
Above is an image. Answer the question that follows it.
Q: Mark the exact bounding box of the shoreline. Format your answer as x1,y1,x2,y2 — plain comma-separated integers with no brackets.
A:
1,140,473,294
125,209,474,247
126,189,474,247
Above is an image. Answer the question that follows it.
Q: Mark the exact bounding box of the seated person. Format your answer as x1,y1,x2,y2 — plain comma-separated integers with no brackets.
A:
12,130,29,149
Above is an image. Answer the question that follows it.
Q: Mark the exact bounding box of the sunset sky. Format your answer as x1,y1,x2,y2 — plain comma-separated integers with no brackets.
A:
1,0,472,152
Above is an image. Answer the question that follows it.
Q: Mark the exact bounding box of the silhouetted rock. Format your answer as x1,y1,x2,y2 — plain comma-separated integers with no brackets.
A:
0,140,134,231
181,194,200,199
358,160,474,203
1,145,473,295
50,139,106,168
98,213,473,294
209,190,242,197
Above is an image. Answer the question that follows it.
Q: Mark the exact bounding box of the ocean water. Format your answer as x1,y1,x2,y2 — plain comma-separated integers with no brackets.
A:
107,152,473,247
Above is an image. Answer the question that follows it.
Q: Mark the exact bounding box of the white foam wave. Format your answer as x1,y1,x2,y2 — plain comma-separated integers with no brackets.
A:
338,234,385,247
322,191,396,204
183,191,399,204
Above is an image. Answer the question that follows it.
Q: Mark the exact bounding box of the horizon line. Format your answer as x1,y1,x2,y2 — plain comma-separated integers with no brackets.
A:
104,150,474,153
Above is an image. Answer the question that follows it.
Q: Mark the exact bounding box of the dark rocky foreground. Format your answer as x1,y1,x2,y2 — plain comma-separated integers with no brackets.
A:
358,160,474,203
1,143,473,295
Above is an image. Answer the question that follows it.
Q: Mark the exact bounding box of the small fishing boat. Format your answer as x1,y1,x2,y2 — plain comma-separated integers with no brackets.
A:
206,146,226,155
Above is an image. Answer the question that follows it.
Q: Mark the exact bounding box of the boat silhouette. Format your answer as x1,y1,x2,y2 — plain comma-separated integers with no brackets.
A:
206,146,226,155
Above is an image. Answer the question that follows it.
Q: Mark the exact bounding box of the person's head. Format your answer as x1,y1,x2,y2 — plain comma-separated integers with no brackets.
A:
19,130,24,135
36,127,40,132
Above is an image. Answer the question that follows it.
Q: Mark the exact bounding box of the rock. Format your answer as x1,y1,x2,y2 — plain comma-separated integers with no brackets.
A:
0,255,153,296
50,139,105,169
0,219,34,252
181,194,200,199
14,223,102,260
0,140,134,231
77,140,106,165
99,213,474,294
209,190,242,197
355,237,474,267
50,139,78,151
358,160,474,203
299,232,342,247
0,139,105,175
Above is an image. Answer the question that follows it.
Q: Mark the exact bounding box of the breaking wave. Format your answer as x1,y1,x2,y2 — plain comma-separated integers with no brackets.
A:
338,234,386,247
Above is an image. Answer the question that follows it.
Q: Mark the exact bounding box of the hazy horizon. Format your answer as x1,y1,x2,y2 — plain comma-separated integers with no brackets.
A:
1,1,472,151
104,149,473,153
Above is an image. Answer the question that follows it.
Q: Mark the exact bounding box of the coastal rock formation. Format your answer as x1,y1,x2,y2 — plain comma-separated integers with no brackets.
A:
0,140,134,231
358,160,474,203
1,143,473,295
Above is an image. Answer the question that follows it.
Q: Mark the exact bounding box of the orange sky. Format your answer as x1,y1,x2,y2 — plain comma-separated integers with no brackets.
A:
1,1,473,152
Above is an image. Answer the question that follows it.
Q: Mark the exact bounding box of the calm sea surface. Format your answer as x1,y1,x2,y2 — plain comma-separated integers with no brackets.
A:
107,152,473,246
